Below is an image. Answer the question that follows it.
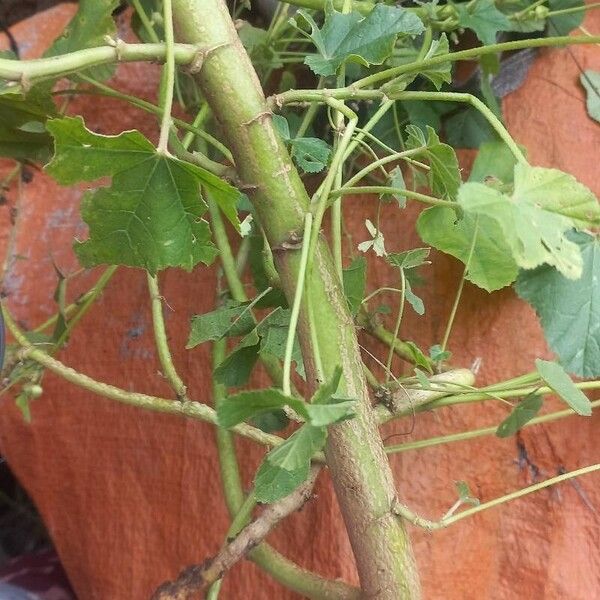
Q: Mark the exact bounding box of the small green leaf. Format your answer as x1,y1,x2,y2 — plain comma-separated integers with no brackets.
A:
429,344,451,363
404,341,432,373
406,125,461,200
218,388,305,428
516,232,600,378
342,256,367,316
580,71,600,124
419,34,452,90
290,137,331,173
456,0,512,45
306,398,356,427
251,410,289,433
387,248,431,270
535,359,592,416
297,4,424,76
455,481,480,506
496,393,543,438
45,0,120,80
255,424,326,502
381,167,407,207
272,114,291,140
187,301,256,348
404,279,425,316
214,333,261,387
548,0,585,35
257,308,305,379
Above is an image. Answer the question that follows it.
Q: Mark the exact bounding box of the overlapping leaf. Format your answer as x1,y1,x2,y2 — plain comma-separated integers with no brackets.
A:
406,125,461,200
516,234,600,378
296,4,424,77
45,116,242,272
581,71,600,124
45,0,120,80
456,0,512,45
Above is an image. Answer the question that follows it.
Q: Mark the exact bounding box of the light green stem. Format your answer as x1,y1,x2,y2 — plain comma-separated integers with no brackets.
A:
157,0,175,152
441,219,478,352
283,213,312,396
131,0,161,43
394,464,600,530
331,186,456,208
2,303,286,448
385,270,405,383
0,42,199,83
385,398,600,455
147,273,187,400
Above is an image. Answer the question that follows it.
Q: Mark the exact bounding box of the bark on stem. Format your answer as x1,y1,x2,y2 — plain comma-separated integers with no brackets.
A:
170,1,420,597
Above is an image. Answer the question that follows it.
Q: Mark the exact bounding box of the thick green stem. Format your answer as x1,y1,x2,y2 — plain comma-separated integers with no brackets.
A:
171,1,420,596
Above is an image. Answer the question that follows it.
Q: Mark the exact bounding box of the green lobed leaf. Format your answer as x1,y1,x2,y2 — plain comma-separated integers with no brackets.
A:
404,341,432,373
342,256,367,316
456,0,512,45
297,4,424,77
45,116,245,272
516,232,600,378
496,393,543,438
535,359,592,416
45,0,120,80
254,424,326,502
581,71,600,124
429,344,451,363
214,335,261,387
455,480,480,506
419,34,452,90
290,137,331,173
548,0,585,36
186,301,256,348
406,125,461,200
417,206,518,292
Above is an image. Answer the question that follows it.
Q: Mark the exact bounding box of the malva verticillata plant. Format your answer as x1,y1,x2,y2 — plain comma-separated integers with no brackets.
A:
1,0,600,597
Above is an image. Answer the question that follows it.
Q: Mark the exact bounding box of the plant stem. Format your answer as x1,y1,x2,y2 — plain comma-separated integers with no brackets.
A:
171,1,421,595
2,303,287,449
385,398,600,455
393,464,600,530
0,42,199,83
385,270,405,383
147,273,187,400
157,0,175,152
547,3,600,18
211,341,359,599
440,219,478,352
283,213,312,396
130,0,161,43
331,186,457,208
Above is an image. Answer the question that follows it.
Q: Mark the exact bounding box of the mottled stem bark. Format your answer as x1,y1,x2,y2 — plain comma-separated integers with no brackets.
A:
170,1,420,597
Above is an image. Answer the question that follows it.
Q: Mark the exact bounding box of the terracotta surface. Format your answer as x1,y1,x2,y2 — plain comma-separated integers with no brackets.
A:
0,4,599,599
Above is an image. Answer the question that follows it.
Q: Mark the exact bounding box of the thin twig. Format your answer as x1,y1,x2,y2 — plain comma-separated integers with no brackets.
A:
151,466,320,599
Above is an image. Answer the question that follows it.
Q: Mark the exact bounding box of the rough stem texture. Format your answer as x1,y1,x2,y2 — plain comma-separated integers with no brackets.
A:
171,1,420,597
